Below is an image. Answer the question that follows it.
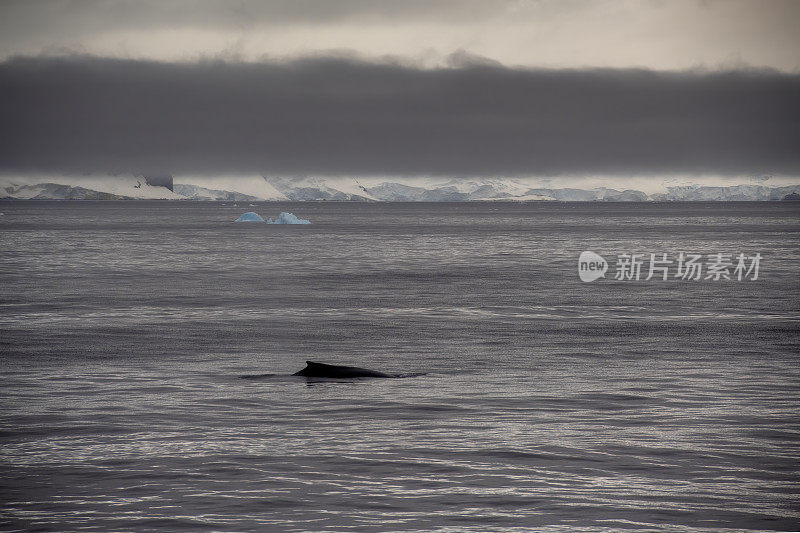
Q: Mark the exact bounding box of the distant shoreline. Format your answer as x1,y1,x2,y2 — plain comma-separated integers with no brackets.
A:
3,198,800,203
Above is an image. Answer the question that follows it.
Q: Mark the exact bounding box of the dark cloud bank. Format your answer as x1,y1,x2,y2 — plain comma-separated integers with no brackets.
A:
0,55,798,176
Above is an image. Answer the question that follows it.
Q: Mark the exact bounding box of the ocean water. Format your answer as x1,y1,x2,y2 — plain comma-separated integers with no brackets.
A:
1,200,798,532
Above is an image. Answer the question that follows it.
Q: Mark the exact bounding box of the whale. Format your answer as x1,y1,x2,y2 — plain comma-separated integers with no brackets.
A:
239,361,424,380
292,361,394,379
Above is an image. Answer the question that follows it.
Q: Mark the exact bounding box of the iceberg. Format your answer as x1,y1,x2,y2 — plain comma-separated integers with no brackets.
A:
267,212,311,224
235,212,265,222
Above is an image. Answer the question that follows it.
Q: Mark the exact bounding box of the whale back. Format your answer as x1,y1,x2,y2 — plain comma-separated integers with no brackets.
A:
293,361,392,378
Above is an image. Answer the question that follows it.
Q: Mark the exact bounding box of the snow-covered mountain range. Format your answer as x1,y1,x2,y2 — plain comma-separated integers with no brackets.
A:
2,175,799,202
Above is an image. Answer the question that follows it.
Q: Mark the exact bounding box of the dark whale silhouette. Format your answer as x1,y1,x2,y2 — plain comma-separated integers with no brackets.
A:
292,361,393,378
239,361,425,380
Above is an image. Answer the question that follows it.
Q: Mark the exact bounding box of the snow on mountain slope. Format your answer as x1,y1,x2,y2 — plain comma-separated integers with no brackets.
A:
262,176,374,201
174,176,288,200
1,175,182,199
2,174,799,201
483,194,556,201
2,183,47,199
319,177,379,200
650,184,799,201
173,184,261,201
523,187,649,201
436,177,535,197
362,177,555,201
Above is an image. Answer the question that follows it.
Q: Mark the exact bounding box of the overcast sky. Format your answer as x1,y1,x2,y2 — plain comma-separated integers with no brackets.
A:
0,0,798,179
1,0,799,71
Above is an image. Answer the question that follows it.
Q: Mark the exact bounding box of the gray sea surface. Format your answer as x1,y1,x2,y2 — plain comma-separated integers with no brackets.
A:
1,201,799,532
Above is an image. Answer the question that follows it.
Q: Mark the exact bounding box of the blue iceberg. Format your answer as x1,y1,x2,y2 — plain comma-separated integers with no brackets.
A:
267,212,311,224
235,212,265,222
